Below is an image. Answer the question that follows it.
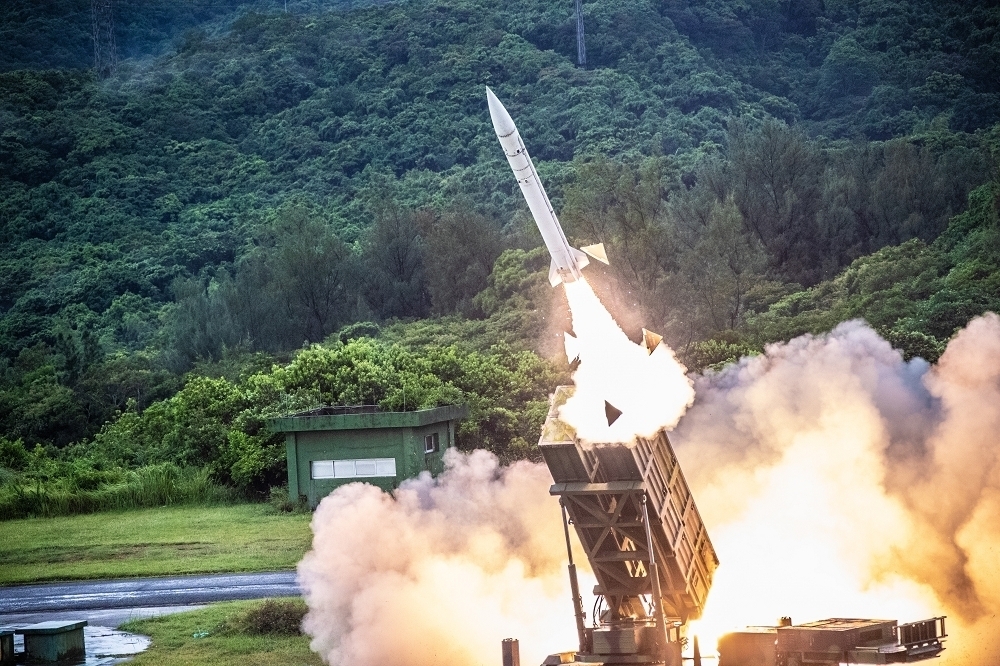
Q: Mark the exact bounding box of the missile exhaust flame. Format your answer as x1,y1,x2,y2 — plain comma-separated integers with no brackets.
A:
557,278,693,445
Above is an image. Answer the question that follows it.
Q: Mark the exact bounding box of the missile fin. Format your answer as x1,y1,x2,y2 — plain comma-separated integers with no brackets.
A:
605,401,623,427
564,332,580,363
571,247,591,270
641,328,663,355
548,259,563,287
581,243,609,265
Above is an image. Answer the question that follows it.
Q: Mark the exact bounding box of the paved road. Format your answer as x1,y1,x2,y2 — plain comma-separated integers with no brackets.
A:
0,571,300,627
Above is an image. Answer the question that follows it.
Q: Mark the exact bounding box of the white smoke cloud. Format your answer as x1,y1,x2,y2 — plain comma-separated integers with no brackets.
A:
299,313,1000,666
298,449,583,666
675,315,1000,664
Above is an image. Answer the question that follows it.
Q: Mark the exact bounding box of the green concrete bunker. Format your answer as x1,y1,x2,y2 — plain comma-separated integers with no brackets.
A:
269,404,468,507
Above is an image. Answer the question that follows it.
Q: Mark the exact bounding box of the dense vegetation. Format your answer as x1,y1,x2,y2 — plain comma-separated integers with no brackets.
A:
1,336,564,517
1,0,998,516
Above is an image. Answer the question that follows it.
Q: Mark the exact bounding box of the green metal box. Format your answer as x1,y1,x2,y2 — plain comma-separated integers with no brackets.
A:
0,629,14,666
16,620,86,663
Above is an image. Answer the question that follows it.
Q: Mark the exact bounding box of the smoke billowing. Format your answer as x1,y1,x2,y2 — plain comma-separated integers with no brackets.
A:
676,315,1000,664
299,311,1000,666
298,450,581,666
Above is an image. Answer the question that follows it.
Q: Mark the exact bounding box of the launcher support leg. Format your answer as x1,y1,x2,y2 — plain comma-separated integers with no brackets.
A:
642,495,672,663
561,500,588,653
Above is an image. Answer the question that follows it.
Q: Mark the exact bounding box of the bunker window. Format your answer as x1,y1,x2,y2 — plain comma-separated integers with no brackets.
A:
424,432,439,454
311,458,396,479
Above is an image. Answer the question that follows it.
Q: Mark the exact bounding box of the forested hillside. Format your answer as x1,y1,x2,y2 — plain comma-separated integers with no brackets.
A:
1,0,998,513
0,1,388,71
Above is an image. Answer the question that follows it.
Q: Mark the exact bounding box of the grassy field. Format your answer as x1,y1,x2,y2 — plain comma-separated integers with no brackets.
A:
0,504,313,585
121,600,323,666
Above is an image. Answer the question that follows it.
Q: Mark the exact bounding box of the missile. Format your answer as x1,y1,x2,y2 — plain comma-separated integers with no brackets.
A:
486,87,608,286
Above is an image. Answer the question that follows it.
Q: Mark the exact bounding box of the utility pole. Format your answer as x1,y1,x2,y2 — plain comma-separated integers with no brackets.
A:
575,0,586,67
91,0,117,78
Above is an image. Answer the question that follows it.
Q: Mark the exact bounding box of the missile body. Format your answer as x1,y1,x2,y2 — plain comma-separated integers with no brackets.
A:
486,87,607,286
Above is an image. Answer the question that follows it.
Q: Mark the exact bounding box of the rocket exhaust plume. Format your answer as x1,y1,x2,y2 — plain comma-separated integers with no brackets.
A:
558,278,693,444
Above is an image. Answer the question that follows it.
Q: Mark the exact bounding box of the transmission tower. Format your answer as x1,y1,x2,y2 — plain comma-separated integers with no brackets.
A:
575,0,586,67
91,0,118,78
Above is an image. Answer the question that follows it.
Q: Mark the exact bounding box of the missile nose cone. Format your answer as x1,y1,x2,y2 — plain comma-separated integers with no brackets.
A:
486,87,517,137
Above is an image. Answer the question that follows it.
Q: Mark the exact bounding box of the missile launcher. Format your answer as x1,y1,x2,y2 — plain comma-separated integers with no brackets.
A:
535,386,947,666
539,385,718,666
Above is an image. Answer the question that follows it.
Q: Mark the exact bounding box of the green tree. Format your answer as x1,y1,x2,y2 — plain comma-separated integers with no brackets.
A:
728,118,825,284
819,34,881,97
271,205,359,344
424,207,506,317
362,203,430,320
677,197,768,335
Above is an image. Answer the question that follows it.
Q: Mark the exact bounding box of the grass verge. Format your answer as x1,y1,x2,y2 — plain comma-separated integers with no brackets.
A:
0,462,238,520
120,599,323,666
0,503,312,585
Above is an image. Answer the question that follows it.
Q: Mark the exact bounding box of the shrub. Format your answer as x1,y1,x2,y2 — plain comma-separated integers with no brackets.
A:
267,485,308,513
0,437,28,471
217,599,306,636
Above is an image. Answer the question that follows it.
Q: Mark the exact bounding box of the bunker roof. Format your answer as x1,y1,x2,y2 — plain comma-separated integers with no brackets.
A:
268,404,468,433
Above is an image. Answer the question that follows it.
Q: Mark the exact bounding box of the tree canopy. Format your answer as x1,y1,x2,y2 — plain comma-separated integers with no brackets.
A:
0,0,998,513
